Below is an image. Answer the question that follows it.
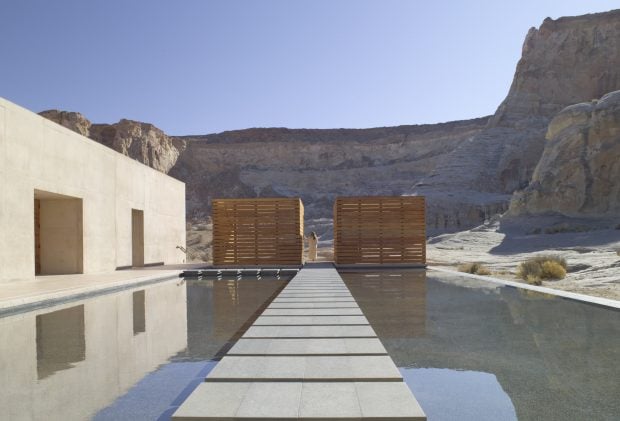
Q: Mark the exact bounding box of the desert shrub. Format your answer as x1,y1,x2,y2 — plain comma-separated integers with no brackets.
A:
541,260,567,279
458,262,491,276
526,274,542,286
517,255,567,284
544,224,590,234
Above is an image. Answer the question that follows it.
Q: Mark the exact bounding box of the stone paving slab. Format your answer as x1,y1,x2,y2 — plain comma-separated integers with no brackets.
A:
253,315,369,325
277,293,353,298
272,297,356,302
172,382,426,420
243,325,378,338
206,355,400,382
261,308,363,316
267,302,360,309
172,265,426,420
228,338,387,355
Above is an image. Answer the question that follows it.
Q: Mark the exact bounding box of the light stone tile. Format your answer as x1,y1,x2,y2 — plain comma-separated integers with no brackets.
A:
356,382,427,420
308,325,377,338
253,315,369,325
344,338,387,354
303,356,400,381
267,302,360,309
242,325,377,338
350,356,402,380
171,382,250,420
272,297,356,302
277,294,353,298
207,356,305,380
206,356,263,379
262,308,363,316
268,338,347,355
227,339,271,355
299,382,361,418
235,382,302,418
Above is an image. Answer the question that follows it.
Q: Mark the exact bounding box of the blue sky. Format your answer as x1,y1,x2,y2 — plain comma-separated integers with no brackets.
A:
0,1,617,135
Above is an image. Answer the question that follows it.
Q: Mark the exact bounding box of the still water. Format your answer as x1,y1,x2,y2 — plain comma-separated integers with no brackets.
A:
0,276,286,421
341,270,620,421
1,271,618,420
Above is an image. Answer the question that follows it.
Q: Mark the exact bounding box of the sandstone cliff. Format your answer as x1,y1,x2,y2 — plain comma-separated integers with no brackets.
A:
40,110,183,173
509,90,620,217
169,120,489,231
412,10,620,221
40,9,620,237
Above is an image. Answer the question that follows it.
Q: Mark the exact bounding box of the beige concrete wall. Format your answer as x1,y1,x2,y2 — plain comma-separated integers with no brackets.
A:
0,97,186,282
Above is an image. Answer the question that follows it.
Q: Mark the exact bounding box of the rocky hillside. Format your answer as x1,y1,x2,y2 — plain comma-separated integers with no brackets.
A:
412,9,620,226
39,110,182,173
509,90,620,217
40,9,620,239
170,120,489,230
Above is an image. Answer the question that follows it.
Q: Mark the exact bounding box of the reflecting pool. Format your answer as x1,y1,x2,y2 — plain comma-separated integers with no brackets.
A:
341,270,620,421
0,276,286,420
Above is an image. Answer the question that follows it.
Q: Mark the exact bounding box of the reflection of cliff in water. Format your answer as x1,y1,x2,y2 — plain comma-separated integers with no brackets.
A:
342,270,620,421
0,280,187,421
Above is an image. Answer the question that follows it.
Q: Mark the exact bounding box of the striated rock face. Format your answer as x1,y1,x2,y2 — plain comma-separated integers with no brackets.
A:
39,110,92,137
168,119,489,231
89,120,182,173
492,11,620,127
39,111,183,173
413,10,620,221
509,90,620,217
40,9,620,236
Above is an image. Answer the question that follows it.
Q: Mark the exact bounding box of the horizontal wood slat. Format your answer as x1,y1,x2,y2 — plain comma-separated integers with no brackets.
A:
212,198,304,266
334,196,426,265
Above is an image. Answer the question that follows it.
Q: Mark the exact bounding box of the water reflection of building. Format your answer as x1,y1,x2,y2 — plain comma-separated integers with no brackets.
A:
0,280,187,421
341,270,427,338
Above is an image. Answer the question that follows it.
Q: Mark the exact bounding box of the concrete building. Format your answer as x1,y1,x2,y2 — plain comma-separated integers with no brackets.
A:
0,98,186,282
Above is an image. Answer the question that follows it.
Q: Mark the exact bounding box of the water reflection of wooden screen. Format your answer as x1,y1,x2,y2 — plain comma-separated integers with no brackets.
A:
341,270,427,338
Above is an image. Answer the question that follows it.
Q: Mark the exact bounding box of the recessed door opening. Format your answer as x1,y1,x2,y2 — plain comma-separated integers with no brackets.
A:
34,190,83,275
132,209,144,267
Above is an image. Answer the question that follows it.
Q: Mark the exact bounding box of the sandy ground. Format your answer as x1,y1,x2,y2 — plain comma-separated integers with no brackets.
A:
427,218,620,300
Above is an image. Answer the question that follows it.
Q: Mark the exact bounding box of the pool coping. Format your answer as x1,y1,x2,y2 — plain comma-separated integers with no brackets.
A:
428,266,620,310
0,271,182,317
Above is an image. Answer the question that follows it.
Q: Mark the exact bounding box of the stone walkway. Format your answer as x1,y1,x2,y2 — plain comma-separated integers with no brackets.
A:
172,264,426,420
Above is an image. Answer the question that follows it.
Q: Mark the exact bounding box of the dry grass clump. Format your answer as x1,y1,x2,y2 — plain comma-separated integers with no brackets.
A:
517,255,567,285
544,223,590,234
458,262,492,276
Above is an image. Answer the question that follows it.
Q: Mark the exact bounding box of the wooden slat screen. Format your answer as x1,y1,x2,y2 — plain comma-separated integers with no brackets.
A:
334,196,426,265
212,198,304,266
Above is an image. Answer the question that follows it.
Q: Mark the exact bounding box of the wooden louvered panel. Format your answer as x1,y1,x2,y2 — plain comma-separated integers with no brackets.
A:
212,198,304,266
334,196,426,265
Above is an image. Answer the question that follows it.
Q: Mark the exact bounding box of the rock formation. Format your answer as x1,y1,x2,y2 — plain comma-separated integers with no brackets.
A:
40,111,183,173
89,120,182,173
509,90,620,217
40,9,620,237
168,120,489,232
413,10,620,225
39,110,92,137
